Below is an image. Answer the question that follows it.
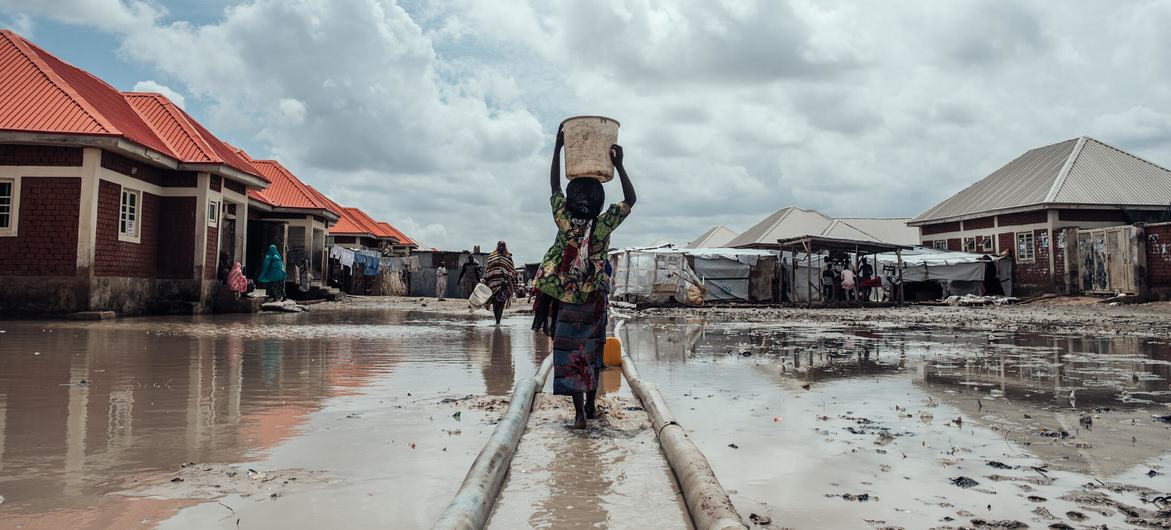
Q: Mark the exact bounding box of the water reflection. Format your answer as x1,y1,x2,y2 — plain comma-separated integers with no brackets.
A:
0,310,532,516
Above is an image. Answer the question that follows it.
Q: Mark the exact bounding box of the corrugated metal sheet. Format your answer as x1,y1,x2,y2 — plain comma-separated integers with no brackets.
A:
728,207,836,247
177,105,262,177
246,159,335,213
124,93,216,163
912,137,1171,224
345,208,401,243
377,221,416,246
912,139,1077,223
308,188,375,236
22,33,175,156
1054,138,1171,205
687,225,738,248
0,31,112,135
836,218,918,245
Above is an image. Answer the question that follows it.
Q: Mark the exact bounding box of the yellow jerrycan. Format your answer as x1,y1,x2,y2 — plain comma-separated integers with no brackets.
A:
603,336,622,367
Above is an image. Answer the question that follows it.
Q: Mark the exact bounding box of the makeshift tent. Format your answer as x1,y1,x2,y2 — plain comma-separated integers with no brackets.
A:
609,247,779,304
874,248,1012,297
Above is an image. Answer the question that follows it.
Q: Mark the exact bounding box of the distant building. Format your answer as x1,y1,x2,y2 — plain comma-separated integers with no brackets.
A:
909,137,1171,295
0,30,268,316
687,225,738,248
726,207,917,249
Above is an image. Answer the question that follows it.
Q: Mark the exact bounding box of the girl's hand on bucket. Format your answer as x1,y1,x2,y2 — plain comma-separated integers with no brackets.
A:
610,144,624,165
556,126,565,148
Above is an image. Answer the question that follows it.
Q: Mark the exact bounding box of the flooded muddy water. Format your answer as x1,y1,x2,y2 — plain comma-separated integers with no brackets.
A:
0,306,1168,529
616,317,1171,529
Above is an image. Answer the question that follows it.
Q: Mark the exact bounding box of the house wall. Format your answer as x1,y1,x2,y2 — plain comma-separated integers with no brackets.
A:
94,179,158,277
0,146,88,316
1146,223,1171,299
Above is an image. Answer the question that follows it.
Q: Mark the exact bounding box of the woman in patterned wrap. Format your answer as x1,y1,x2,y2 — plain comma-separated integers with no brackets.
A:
483,241,516,325
532,125,636,429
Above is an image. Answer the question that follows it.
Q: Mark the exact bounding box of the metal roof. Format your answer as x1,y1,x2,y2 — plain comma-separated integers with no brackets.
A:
0,30,262,181
911,137,1171,225
244,158,337,217
835,218,919,245
687,225,738,248
728,206,914,248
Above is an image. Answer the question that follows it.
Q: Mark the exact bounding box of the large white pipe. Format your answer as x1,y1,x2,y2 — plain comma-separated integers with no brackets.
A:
433,354,554,530
621,353,748,530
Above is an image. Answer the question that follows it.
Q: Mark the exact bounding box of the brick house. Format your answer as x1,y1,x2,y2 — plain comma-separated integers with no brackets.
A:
309,187,416,255
232,150,340,285
0,30,269,316
909,137,1171,295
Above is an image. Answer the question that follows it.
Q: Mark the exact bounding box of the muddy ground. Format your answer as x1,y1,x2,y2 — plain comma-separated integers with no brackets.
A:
0,297,1167,529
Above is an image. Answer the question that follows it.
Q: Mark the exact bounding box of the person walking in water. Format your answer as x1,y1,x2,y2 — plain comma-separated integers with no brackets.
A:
483,241,517,325
435,263,448,301
257,245,287,301
533,125,636,429
458,257,481,298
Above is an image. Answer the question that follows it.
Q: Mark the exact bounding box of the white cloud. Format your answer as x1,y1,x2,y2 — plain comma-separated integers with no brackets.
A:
7,0,1171,261
131,80,186,107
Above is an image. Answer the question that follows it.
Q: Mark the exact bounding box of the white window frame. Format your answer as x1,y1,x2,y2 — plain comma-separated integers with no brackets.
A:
962,237,976,253
207,200,219,228
980,235,994,253
0,177,17,237
932,240,948,251
119,187,141,243
1016,231,1035,263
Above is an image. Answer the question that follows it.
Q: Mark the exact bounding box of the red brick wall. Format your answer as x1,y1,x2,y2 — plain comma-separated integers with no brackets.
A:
947,238,961,251
162,172,198,188
333,236,356,244
0,177,80,276
157,197,195,278
1058,209,1128,223
101,151,166,186
963,216,995,230
1054,231,1066,288
1013,228,1052,293
997,210,1047,227
94,179,159,277
922,221,961,236
998,233,1014,256
204,225,219,280
1147,224,1171,288
976,235,995,254
0,145,83,166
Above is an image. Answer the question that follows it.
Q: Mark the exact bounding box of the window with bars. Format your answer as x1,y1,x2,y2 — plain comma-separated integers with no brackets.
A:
208,200,219,227
962,237,976,252
120,188,140,241
0,179,12,231
932,240,948,250
1016,232,1035,262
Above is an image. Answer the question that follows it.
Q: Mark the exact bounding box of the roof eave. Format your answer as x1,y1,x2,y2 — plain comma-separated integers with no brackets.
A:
909,202,1171,226
0,131,182,169
181,162,268,190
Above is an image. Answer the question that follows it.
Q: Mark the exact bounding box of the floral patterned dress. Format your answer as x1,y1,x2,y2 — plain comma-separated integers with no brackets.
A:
535,191,631,395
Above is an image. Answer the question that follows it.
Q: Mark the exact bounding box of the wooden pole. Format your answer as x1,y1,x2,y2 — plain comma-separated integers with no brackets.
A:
896,249,905,306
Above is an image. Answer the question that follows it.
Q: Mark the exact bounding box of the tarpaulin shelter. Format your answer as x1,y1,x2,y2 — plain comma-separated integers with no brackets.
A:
609,247,780,304
779,236,912,305
874,248,1013,297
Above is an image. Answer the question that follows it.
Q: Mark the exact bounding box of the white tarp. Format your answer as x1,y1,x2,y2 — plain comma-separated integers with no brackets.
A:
610,247,776,303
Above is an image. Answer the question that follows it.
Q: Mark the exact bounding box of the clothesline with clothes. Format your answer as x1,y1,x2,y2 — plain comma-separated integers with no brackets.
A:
329,245,394,276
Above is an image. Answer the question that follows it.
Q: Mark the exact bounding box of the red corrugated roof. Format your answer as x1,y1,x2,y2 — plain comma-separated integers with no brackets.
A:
345,208,400,243
245,158,337,215
377,221,416,247
125,93,261,178
306,187,374,236
0,30,173,155
0,30,261,181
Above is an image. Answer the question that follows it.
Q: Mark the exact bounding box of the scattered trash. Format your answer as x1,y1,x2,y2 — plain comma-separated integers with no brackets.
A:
823,493,872,502
1026,495,1047,502
987,461,1015,470
1147,469,1161,478
1153,414,1171,425
950,476,980,488
410,443,416,449
728,443,740,449
1078,415,1093,428
969,519,1027,529
740,351,752,357
748,513,772,525
171,477,183,483
1065,511,1087,521
452,411,462,421
801,383,811,390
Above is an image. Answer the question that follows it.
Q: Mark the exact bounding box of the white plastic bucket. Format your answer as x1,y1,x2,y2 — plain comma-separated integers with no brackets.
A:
469,282,493,307
561,116,620,182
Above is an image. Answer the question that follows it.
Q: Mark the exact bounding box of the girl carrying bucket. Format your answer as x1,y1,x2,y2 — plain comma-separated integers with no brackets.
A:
532,122,636,429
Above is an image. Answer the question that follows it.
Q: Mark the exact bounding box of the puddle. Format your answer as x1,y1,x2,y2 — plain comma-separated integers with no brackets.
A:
615,316,1171,529
1,307,1168,529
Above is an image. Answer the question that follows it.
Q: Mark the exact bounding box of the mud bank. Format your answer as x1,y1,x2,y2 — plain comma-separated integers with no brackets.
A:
639,297,1171,338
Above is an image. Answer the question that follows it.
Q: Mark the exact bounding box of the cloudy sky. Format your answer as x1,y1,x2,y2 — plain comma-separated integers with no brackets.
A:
3,0,1170,261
